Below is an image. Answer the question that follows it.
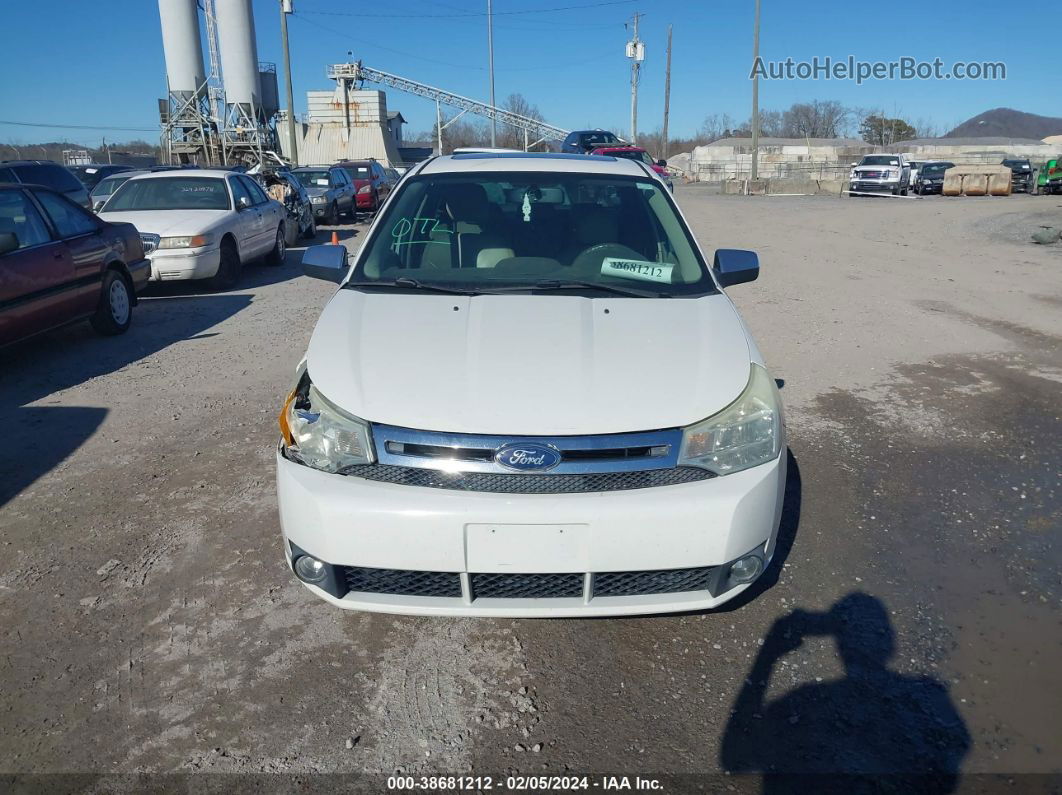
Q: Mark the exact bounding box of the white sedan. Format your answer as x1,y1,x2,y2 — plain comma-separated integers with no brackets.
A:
276,152,786,617
100,169,286,288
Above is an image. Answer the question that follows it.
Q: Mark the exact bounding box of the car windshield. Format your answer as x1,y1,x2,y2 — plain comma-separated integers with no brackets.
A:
341,164,371,177
922,163,952,175
91,174,134,198
294,170,331,188
579,132,618,147
102,176,230,211
1002,159,1030,168
349,170,714,297
861,156,900,166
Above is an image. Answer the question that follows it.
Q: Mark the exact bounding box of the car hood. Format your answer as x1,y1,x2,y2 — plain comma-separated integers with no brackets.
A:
97,209,231,236
305,291,753,436
304,186,329,198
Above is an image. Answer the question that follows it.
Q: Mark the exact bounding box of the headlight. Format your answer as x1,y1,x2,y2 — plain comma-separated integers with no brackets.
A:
678,364,782,475
357,185,372,194
311,195,327,203
159,234,211,248
279,374,374,473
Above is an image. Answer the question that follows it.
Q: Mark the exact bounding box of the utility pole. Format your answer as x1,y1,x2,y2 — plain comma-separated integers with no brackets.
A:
280,0,299,166
662,24,672,159
627,12,643,143
487,0,496,147
750,0,761,181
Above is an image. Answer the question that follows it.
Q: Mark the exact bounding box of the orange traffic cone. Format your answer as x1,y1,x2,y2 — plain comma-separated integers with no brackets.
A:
331,231,339,245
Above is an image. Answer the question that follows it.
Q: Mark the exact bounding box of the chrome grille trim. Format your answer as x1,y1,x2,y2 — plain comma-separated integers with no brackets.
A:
140,233,160,254
371,424,683,474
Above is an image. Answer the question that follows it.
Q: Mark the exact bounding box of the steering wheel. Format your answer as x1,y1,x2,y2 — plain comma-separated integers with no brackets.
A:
569,243,644,278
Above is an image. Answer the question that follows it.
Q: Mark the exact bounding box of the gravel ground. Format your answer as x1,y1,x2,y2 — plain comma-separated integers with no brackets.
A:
1,189,1059,791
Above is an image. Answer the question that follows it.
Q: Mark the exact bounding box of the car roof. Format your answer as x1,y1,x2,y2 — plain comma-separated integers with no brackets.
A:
591,145,646,153
419,152,647,177
1,160,66,167
123,168,235,180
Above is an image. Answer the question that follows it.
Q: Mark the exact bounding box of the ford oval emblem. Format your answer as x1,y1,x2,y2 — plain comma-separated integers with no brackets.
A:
494,442,562,472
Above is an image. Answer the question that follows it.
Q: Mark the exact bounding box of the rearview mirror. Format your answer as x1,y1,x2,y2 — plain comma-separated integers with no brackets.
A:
302,244,349,283
712,248,759,287
0,232,17,255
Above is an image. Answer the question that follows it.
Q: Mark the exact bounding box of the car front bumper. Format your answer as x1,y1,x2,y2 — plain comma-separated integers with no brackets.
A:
146,246,221,281
851,181,901,193
355,194,375,209
276,448,786,617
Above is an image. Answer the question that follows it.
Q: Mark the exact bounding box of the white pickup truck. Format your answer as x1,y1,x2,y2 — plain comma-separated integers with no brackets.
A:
849,154,912,196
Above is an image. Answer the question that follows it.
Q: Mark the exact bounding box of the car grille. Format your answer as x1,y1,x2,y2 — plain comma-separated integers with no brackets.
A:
140,233,160,254
338,463,713,493
856,170,884,179
327,565,724,601
340,566,461,597
594,566,715,596
471,573,584,599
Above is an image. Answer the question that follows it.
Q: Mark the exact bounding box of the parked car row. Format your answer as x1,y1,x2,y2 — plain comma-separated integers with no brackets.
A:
850,153,1060,197
289,159,400,224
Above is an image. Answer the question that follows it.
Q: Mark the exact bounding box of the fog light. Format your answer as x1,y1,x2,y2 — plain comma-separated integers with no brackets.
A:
729,555,763,584
293,554,328,584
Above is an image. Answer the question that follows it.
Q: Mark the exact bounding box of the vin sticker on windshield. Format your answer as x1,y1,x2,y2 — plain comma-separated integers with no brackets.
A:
601,258,674,284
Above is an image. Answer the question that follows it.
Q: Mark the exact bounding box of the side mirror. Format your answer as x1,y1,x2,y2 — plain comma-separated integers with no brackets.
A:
0,232,17,255
849,162,858,167
302,243,349,283
656,159,667,168
712,248,759,288
237,195,252,210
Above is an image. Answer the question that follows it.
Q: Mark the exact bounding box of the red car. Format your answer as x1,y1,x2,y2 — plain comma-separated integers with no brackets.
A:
0,183,149,347
335,159,393,213
590,146,674,190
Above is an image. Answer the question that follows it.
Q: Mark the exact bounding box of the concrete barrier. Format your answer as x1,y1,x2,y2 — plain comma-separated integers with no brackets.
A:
942,165,1012,196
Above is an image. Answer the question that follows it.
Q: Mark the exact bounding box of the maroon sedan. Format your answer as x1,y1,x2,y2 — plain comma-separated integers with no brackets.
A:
0,183,149,347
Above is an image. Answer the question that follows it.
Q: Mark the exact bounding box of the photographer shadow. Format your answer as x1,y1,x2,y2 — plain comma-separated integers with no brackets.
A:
720,593,970,794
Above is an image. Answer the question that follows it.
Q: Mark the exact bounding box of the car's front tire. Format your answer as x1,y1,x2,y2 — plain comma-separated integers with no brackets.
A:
90,269,132,336
302,216,316,239
206,237,241,290
327,202,339,225
265,226,286,266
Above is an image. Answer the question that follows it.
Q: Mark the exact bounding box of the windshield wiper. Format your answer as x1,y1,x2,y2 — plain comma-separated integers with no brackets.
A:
345,277,482,296
487,280,667,298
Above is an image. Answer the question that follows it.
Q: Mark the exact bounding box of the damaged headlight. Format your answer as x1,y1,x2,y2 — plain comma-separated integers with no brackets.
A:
678,364,782,475
279,373,374,473
311,195,327,204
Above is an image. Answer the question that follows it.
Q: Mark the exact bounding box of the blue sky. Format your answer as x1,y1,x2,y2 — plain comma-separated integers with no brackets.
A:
1,0,1058,147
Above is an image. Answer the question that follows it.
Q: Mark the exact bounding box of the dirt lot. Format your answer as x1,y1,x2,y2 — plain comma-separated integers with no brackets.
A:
1,188,1060,791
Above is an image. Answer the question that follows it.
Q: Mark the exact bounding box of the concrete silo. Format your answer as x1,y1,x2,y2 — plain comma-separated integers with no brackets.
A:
158,0,206,101
158,0,219,164
215,0,263,122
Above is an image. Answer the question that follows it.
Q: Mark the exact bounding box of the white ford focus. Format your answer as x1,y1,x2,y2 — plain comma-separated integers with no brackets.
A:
277,152,785,617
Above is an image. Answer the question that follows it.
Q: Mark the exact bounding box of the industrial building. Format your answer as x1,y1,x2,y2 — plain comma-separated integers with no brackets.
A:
687,136,1060,183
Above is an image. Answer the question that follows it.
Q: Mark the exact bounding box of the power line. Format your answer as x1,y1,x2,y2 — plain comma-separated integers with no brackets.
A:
0,119,157,133
301,0,635,19
292,14,614,73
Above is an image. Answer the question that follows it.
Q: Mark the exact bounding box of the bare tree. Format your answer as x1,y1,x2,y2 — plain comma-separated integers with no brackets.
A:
699,113,737,142
780,100,852,138
496,94,547,151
